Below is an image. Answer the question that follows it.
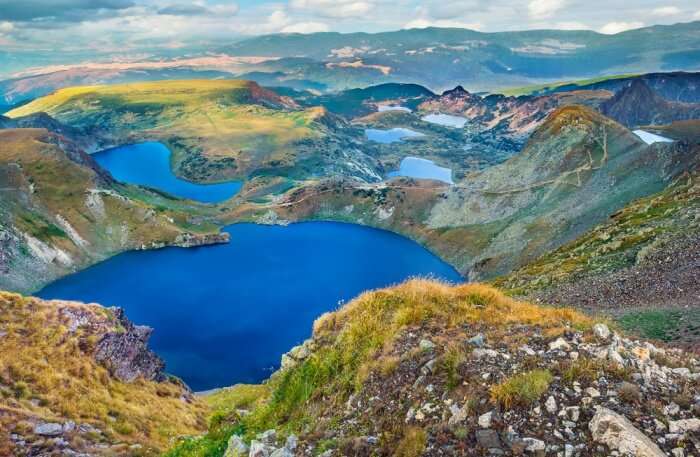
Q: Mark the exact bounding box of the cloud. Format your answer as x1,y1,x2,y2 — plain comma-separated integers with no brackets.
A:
290,0,375,18
695,10,700,19
0,21,14,33
157,5,209,16
157,3,239,17
0,0,135,22
528,0,566,19
651,6,681,16
599,21,644,34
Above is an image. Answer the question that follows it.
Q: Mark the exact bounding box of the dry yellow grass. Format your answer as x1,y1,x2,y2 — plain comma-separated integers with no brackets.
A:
0,291,208,453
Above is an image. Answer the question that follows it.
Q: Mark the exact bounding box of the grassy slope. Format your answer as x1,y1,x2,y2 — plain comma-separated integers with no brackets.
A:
0,128,222,293
0,291,207,455
233,106,695,281
496,74,639,96
7,80,326,182
167,280,593,456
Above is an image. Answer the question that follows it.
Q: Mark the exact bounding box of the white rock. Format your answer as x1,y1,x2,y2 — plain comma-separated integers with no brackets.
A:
589,407,665,457
593,324,611,341
668,418,700,434
549,338,571,351
223,435,248,457
522,437,546,453
478,411,495,428
584,387,600,398
545,396,557,414
419,339,436,351
34,423,63,436
249,440,275,457
520,345,536,356
671,448,684,457
664,403,680,417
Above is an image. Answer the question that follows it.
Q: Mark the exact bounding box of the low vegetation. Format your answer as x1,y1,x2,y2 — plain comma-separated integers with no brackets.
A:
490,369,553,408
169,279,593,455
0,291,207,454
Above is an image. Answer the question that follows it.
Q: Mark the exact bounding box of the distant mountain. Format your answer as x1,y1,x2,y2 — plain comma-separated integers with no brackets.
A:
221,22,700,91
534,71,700,102
600,79,700,127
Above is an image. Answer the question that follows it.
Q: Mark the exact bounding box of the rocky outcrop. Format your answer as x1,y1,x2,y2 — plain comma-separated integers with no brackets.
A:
589,407,666,457
224,430,297,457
94,307,166,382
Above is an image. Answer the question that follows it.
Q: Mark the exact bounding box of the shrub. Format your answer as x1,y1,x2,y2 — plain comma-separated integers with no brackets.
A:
395,426,427,457
491,369,553,409
618,381,641,404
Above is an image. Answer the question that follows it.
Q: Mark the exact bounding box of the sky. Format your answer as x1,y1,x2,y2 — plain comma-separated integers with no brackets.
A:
0,0,699,52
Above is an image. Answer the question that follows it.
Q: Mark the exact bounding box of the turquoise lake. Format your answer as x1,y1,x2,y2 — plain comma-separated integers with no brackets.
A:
93,142,242,203
388,157,454,184
39,142,463,390
366,127,425,143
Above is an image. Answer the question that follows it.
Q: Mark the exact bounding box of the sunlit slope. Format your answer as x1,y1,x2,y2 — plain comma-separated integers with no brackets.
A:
0,128,223,293
7,80,352,182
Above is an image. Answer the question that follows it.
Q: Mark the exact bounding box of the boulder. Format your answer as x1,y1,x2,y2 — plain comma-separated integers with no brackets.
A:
34,423,63,436
223,435,248,457
549,338,571,351
668,418,700,434
479,411,495,428
419,339,436,351
589,407,665,457
475,429,502,449
593,323,611,341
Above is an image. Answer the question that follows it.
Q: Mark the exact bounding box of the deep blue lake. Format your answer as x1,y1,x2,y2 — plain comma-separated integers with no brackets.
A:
38,222,462,390
93,142,242,203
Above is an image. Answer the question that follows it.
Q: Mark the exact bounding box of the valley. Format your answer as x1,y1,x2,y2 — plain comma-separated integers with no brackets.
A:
1,22,700,455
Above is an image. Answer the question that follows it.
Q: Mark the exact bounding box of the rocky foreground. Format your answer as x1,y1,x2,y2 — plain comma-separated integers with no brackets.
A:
169,280,700,457
0,291,207,456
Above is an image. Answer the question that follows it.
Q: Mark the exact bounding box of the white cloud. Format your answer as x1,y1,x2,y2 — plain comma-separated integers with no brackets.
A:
290,0,375,18
528,0,566,19
651,6,681,16
281,21,330,33
599,21,644,34
0,21,13,33
695,10,700,18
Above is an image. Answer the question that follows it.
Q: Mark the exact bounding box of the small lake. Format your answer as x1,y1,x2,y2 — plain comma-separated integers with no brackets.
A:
421,113,467,128
93,142,242,203
38,222,462,391
377,105,412,113
366,128,425,144
388,157,454,184
633,130,674,145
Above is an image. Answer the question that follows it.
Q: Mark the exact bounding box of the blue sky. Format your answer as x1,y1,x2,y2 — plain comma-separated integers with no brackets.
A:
0,0,698,51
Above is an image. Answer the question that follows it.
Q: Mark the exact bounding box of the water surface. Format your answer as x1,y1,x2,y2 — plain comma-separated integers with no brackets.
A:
377,105,412,113
366,128,425,144
389,157,454,184
421,113,467,128
94,142,242,203
38,222,462,391
633,130,674,145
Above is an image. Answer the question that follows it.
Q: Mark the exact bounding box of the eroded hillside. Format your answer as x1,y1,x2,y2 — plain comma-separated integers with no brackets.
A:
0,127,225,293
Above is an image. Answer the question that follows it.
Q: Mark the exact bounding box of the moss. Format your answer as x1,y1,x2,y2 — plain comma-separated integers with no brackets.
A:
490,369,553,409
617,309,683,341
